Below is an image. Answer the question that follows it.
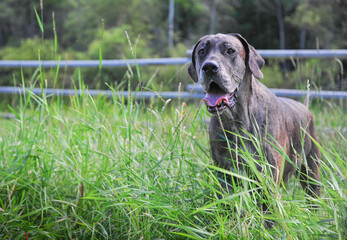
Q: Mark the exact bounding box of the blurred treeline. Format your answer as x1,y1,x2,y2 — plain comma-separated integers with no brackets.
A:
0,0,346,90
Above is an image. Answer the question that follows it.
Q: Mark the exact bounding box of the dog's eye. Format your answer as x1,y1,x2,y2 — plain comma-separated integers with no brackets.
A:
227,48,235,54
198,49,205,56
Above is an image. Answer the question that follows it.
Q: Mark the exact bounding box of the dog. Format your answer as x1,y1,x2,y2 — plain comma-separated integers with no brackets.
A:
188,33,321,212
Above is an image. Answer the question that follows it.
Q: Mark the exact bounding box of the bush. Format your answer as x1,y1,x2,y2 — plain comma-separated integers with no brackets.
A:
79,26,192,91
88,25,153,59
0,37,82,88
0,37,56,61
77,26,155,89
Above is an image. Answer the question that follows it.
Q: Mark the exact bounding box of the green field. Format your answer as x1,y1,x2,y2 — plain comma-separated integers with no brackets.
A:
0,81,346,239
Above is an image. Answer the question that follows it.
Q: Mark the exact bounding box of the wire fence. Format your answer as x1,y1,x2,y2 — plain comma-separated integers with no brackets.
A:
0,58,189,68
1,85,346,100
0,49,347,101
0,49,347,68
0,86,204,99
187,84,347,99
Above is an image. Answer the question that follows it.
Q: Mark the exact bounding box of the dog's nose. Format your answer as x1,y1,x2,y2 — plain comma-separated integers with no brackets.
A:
202,61,219,74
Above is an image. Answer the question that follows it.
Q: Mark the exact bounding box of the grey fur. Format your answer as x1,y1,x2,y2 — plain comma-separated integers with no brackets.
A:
188,33,321,203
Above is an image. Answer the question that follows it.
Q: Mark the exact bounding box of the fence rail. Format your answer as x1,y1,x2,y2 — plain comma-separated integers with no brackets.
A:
186,49,347,59
1,49,347,100
256,49,347,58
0,49,347,68
1,86,347,99
187,84,347,99
0,86,205,99
0,58,189,68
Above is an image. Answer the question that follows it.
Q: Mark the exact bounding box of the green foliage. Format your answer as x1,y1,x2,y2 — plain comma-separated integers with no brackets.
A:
1,0,347,51
288,1,334,48
0,75,346,238
0,0,346,90
261,61,286,88
0,37,56,60
88,25,153,59
79,26,152,89
0,37,82,87
0,38,53,86
293,59,345,90
60,0,162,51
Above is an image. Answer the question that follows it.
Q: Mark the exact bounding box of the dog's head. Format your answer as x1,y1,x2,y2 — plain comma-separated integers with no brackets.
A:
188,33,264,114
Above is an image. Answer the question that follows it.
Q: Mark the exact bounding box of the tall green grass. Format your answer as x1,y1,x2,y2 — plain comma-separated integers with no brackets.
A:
0,66,346,239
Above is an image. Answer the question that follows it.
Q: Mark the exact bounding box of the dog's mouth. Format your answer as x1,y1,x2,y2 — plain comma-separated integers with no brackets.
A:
203,82,238,113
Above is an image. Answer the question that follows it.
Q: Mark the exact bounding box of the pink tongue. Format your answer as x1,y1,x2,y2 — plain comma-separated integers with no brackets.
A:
203,92,230,107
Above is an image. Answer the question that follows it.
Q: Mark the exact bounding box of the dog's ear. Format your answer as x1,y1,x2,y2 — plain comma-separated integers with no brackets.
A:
231,33,265,80
188,63,198,82
188,39,203,82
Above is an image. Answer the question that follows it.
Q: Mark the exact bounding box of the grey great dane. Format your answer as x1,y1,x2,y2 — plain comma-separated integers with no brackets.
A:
188,33,321,210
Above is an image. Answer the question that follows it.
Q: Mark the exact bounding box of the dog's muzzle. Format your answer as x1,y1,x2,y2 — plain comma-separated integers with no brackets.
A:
203,89,238,113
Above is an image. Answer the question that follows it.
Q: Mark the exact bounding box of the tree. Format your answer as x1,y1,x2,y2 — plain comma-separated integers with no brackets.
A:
288,0,334,49
255,0,299,49
0,0,38,46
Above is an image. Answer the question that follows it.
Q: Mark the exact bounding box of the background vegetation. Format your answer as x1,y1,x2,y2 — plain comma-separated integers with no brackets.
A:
0,0,346,91
0,73,346,239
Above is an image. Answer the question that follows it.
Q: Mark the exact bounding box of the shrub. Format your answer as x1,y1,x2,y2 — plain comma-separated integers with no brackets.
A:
0,37,81,88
